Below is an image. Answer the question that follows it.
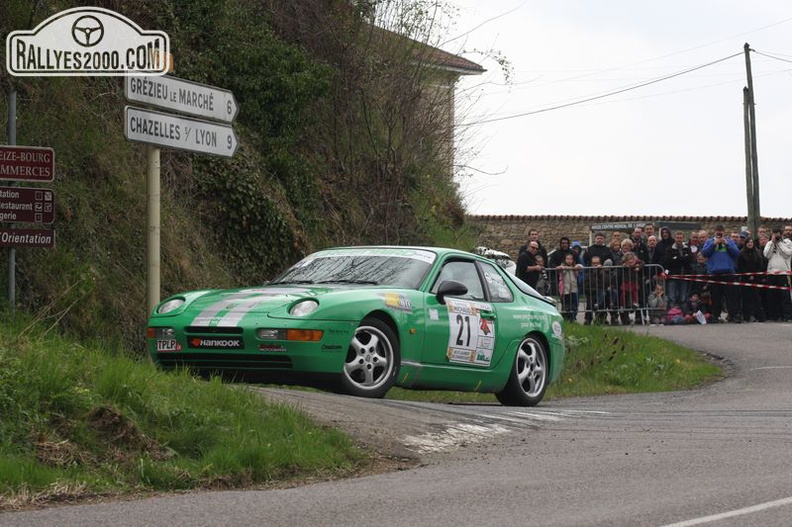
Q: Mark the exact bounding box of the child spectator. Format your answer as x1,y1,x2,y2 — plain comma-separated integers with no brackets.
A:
683,291,711,324
690,252,708,296
558,253,583,322
647,284,669,325
619,251,644,324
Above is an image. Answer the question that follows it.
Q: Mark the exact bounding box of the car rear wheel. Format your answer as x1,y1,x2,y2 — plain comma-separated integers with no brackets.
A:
340,317,399,398
496,335,548,407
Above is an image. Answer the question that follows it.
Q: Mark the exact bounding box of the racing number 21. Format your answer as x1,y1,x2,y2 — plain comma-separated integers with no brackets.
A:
455,314,471,347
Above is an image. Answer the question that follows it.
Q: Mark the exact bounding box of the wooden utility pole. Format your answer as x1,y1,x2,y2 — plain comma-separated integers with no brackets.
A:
743,43,761,235
743,88,754,231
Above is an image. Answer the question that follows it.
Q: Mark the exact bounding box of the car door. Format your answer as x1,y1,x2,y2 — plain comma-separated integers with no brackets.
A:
422,258,500,367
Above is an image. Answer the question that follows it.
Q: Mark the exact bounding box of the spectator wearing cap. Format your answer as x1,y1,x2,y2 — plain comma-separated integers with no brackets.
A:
701,224,742,323
730,231,744,250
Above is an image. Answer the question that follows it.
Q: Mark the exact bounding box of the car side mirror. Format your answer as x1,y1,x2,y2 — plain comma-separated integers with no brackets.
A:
436,280,468,304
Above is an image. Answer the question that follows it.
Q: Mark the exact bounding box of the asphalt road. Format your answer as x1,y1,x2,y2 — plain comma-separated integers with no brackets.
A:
3,322,791,527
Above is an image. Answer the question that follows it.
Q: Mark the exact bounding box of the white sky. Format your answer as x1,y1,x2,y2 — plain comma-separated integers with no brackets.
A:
446,1,792,218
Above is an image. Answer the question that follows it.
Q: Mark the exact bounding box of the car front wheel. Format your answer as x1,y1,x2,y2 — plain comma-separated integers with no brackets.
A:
340,317,399,398
496,335,549,407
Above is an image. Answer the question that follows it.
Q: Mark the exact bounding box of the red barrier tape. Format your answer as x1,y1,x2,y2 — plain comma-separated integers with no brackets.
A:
661,271,792,290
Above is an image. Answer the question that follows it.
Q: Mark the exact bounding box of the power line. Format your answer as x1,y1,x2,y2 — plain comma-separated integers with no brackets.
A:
753,49,792,65
457,51,744,127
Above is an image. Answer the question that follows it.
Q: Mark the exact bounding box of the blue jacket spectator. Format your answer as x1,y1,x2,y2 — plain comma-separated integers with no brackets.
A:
700,225,742,322
701,234,740,273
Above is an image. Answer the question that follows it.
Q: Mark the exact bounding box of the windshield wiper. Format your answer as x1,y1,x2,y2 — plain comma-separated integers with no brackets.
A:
268,279,315,285
316,279,380,285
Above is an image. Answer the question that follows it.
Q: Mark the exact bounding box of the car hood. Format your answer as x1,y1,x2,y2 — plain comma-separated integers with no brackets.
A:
176,286,320,325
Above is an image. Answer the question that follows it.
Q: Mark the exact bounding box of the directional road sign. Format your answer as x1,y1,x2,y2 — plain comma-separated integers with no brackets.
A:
124,106,238,157
0,145,55,182
125,75,238,123
0,186,55,224
0,227,55,248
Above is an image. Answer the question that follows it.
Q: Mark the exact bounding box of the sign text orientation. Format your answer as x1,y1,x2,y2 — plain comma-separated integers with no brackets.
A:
0,228,55,248
125,75,238,123
124,106,238,157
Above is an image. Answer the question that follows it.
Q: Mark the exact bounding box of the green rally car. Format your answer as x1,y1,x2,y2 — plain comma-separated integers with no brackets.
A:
147,246,565,406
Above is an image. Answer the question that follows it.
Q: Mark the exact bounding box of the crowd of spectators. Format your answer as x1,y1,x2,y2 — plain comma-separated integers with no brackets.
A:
515,223,792,325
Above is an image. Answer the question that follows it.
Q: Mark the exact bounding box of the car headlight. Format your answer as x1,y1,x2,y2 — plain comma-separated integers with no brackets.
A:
157,298,185,314
289,299,319,317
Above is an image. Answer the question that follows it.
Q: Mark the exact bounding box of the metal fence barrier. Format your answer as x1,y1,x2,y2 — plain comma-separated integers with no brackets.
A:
539,263,665,325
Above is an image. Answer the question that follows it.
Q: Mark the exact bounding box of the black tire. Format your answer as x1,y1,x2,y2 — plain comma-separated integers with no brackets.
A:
340,317,400,398
495,335,549,407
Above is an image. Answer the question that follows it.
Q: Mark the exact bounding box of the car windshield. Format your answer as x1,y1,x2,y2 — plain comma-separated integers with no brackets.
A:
272,248,436,289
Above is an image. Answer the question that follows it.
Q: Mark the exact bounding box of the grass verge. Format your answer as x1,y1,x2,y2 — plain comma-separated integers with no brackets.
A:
386,323,723,403
0,311,365,511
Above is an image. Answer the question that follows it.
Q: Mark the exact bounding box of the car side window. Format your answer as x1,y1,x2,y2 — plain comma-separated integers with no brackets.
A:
431,261,485,300
478,261,514,303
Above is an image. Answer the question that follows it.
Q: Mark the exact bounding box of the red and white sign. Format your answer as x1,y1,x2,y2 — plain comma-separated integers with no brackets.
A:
0,186,55,224
0,145,55,182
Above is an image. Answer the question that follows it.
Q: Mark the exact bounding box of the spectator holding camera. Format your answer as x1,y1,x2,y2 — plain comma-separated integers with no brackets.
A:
701,225,741,323
763,227,792,322
664,231,693,308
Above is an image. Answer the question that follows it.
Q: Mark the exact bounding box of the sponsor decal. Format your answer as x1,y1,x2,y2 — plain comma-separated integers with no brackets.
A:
188,336,243,349
258,344,286,353
552,321,563,338
6,7,170,76
428,308,439,321
321,344,343,351
445,299,496,367
381,292,413,313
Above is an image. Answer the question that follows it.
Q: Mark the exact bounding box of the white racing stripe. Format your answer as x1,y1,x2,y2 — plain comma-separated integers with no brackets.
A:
661,496,792,526
218,295,273,326
192,291,255,326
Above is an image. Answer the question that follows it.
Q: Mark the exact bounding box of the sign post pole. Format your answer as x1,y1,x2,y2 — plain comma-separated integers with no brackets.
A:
147,146,160,316
6,87,16,308
124,74,238,317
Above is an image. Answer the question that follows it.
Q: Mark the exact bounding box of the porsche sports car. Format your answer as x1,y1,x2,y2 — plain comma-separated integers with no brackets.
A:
147,246,565,406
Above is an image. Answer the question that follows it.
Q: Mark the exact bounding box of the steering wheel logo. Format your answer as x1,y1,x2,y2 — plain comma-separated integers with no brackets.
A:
71,15,104,47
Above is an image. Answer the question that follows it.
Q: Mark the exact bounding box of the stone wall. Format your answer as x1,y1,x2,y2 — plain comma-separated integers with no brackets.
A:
469,215,792,258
